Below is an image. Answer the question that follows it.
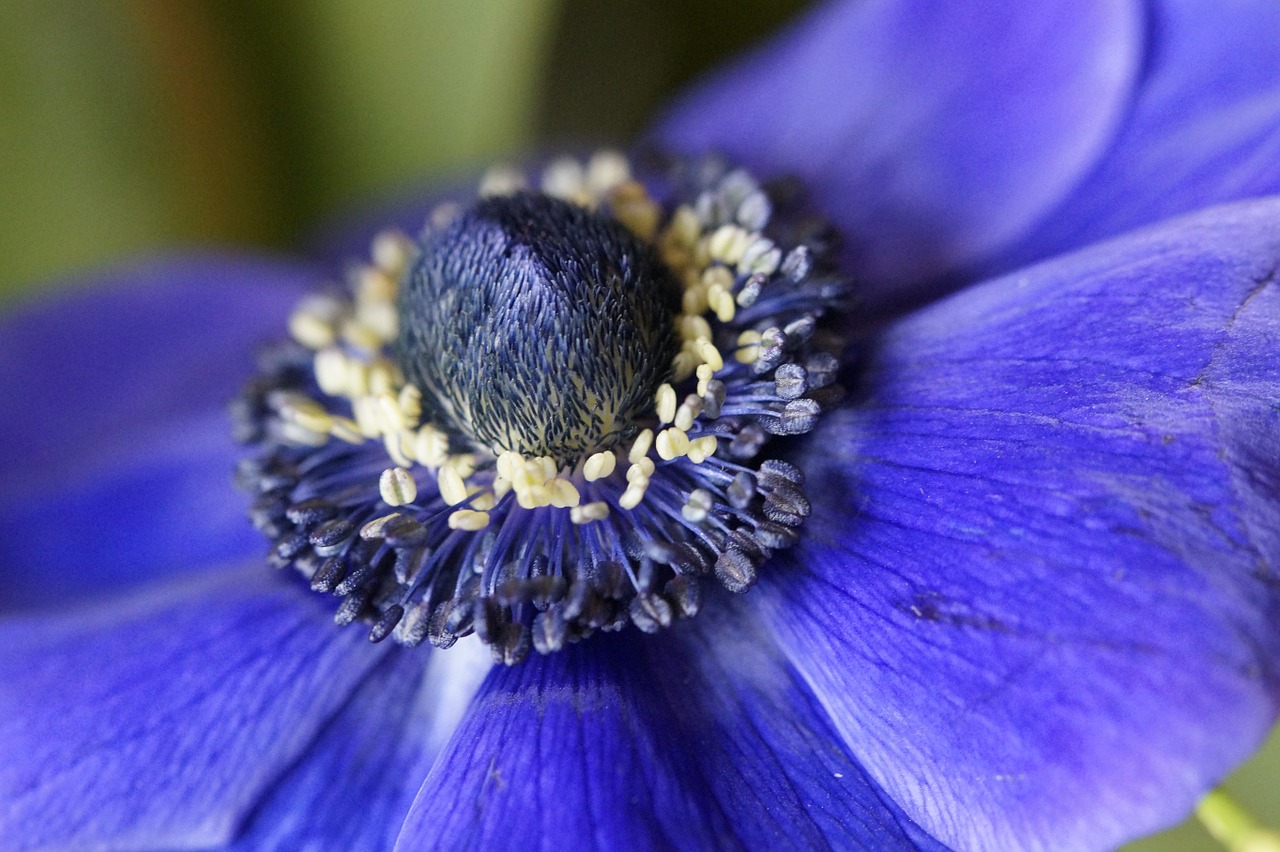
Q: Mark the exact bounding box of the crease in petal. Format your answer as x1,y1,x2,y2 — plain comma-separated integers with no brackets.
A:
0,254,313,604
0,564,387,851
758,196,1280,850
655,0,1142,307
396,601,945,852
994,0,1280,274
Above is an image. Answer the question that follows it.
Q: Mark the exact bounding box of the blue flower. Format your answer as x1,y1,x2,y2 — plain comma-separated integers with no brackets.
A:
3,1,1280,849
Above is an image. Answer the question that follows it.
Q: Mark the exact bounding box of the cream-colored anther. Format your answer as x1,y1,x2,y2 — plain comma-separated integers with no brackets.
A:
479,165,525,197
492,475,512,500
360,513,402,539
671,351,698,382
352,397,381,437
696,363,715,397
372,229,412,275
686,435,718,464
541,157,585,199
375,392,404,434
288,294,346,349
329,417,365,444
278,422,329,447
496,451,523,483
681,488,714,523
609,182,660,240
627,457,655,481
655,383,678,424
379,467,417,506
437,466,468,506
735,330,762,364
619,480,649,510
447,454,477,480
345,361,371,397
398,385,422,428
357,300,398,343
708,287,736,323
367,362,397,395
583,451,617,482
674,395,703,432
570,501,610,525
656,427,691,461
586,149,630,194
356,266,397,304
415,425,449,468
547,478,581,509
679,314,713,344
341,318,383,353
708,225,751,265
280,398,333,434
681,284,709,317
698,339,725,372
448,509,491,531
628,429,654,464
383,431,414,469
470,490,496,512
314,347,349,397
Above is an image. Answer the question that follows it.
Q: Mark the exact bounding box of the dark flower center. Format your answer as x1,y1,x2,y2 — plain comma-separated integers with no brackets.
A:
396,193,681,465
233,151,851,664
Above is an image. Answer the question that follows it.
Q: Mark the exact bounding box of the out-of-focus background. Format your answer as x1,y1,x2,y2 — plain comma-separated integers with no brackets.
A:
0,1,1274,847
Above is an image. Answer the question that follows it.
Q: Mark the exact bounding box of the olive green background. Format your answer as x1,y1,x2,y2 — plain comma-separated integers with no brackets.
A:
0,2,1273,847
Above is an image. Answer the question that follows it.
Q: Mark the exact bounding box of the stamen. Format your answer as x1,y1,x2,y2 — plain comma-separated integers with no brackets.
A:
234,151,852,662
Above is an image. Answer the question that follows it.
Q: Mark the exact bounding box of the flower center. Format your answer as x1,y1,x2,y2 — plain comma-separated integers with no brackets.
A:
233,150,851,664
396,193,680,465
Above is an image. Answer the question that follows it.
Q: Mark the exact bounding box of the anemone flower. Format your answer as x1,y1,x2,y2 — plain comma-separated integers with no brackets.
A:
3,1,1280,850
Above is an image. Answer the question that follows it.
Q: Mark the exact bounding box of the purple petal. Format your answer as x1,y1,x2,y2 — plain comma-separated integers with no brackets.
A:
0,564,390,850
995,0,1280,275
0,254,312,608
655,0,1141,307
759,197,1280,849
396,607,944,851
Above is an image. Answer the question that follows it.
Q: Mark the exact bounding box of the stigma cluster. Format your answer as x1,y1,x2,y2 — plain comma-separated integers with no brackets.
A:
233,150,850,663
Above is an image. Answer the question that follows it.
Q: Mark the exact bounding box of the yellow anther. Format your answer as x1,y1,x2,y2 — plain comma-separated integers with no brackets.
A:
345,362,370,397
447,454,478,480
352,396,382,438
379,467,417,506
329,417,365,444
470,489,496,512
682,286,709,316
448,509,491,531
628,429,654,464
281,399,334,435
398,384,422,428
701,265,733,291
279,421,329,447
619,480,649,510
314,347,349,397
696,363,715,397
375,392,404,434
357,299,398,342
367,361,398,395
655,383,678,424
415,425,449,468
479,165,526,197
698,339,725,372
679,315,713,343
671,351,698,382
586,149,630,194
288,294,346,350
371,229,413,276
360,513,402,539
674,395,702,432
341,318,384,353
667,205,700,247
709,288,736,323
609,182,660,240
583,451,617,482
686,435,718,464
708,225,751,264
627,457,655,481
656,427,691,461
383,431,414,469
547,478,581,509
438,466,468,506
736,329,762,364
570,501,611,525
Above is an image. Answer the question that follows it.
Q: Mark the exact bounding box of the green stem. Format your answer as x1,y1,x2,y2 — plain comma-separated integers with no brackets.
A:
1197,789,1280,852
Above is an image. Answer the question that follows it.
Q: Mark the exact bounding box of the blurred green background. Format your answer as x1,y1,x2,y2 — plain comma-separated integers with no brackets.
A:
0,1,1274,847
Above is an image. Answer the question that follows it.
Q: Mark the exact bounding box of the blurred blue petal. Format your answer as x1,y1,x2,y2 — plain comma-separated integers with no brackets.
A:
0,564,389,850
398,606,944,850
761,196,1280,849
0,256,310,610
655,0,1141,308
996,0,1280,274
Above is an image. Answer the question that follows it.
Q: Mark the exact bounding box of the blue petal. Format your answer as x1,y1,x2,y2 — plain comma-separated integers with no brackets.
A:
758,197,1280,850
0,254,312,609
655,0,1141,308
395,605,944,851
0,564,388,850
228,641,490,851
995,0,1280,275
